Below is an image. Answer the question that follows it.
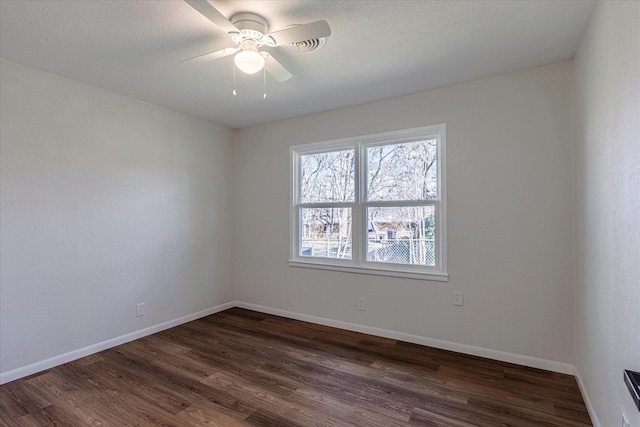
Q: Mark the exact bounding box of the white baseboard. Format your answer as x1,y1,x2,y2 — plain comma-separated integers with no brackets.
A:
235,301,576,375
1,300,577,385
0,302,235,385
574,367,601,427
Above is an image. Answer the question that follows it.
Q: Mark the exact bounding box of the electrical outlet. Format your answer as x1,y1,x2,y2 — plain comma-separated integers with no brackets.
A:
136,303,145,317
622,414,629,427
453,291,464,306
357,297,366,311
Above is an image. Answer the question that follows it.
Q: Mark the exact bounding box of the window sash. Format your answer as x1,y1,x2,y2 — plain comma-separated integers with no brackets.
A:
298,205,354,260
363,202,438,267
364,139,439,202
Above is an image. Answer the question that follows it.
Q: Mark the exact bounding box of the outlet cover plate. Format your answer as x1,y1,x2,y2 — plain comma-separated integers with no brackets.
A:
453,291,464,306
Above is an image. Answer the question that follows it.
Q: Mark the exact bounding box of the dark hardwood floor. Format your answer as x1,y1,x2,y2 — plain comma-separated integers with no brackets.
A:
0,308,592,426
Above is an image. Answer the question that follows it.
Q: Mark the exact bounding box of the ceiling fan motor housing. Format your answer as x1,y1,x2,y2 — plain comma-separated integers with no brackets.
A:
230,12,269,39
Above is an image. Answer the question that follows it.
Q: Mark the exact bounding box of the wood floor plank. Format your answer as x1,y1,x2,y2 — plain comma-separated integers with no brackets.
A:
176,400,251,427
291,385,410,427
0,308,592,426
0,381,49,421
201,370,350,427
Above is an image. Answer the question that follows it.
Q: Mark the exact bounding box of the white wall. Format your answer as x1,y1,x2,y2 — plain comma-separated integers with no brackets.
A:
235,62,575,369
0,59,236,379
573,2,640,426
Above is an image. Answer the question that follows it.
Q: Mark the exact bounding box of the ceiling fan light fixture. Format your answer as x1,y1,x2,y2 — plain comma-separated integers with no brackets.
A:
234,49,265,74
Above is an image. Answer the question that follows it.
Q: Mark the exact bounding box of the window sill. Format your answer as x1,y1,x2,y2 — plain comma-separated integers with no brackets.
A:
288,259,449,282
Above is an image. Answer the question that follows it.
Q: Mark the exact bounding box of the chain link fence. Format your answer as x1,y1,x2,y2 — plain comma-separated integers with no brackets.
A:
301,238,435,266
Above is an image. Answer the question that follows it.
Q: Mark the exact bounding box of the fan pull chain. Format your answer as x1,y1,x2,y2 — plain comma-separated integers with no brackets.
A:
263,66,267,100
232,65,237,96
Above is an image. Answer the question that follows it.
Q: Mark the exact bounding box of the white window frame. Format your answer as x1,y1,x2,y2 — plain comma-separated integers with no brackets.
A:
289,124,447,281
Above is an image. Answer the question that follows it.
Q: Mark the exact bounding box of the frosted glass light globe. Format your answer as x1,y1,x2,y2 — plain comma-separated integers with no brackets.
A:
234,50,265,74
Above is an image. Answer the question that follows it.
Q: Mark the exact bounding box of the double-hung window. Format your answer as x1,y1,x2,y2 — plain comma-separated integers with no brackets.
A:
290,124,447,281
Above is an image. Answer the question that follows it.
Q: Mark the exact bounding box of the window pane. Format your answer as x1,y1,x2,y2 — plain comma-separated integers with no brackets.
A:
366,206,435,266
300,207,352,259
300,150,355,203
367,140,437,201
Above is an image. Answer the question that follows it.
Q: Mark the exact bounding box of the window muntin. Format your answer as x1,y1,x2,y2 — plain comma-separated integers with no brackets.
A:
290,125,447,281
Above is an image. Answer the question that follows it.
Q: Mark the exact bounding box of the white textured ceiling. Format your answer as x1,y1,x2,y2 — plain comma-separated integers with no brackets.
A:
0,0,595,129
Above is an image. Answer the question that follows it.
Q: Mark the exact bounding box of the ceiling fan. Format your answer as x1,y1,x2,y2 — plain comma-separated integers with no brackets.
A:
183,0,331,82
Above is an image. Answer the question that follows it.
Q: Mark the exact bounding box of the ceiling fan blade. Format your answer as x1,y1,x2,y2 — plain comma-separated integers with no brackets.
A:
264,54,293,82
180,47,239,63
184,0,238,34
267,20,331,46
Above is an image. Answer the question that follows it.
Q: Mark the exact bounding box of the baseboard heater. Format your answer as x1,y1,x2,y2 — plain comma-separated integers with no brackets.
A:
624,370,640,412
